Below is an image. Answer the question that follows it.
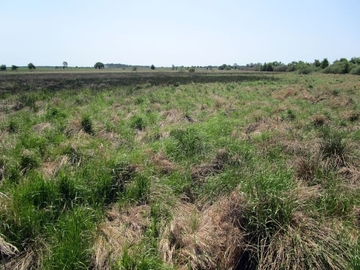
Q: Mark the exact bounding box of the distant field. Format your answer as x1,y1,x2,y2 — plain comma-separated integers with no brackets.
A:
0,71,359,269
0,69,274,92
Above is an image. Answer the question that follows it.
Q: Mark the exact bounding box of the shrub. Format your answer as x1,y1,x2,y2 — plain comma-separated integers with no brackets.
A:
0,65,6,71
94,62,104,69
188,67,195,73
28,63,36,70
297,66,315,74
350,65,360,75
323,61,353,74
273,64,288,72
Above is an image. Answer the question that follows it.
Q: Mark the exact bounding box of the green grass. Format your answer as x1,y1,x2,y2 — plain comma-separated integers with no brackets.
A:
0,72,359,269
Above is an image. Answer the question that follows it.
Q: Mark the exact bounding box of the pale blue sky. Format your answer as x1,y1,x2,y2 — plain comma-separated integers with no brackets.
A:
1,0,359,67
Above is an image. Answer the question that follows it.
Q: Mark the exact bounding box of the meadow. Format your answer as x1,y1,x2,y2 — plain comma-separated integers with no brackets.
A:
0,70,359,269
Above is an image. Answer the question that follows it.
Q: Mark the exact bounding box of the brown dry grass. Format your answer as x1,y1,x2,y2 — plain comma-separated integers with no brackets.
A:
41,156,69,178
190,149,230,182
92,205,151,270
148,150,178,175
256,212,352,270
159,191,244,270
0,235,18,260
161,109,184,124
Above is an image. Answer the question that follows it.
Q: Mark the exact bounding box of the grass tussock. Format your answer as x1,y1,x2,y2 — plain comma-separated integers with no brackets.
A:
256,212,352,270
92,205,151,270
160,191,244,270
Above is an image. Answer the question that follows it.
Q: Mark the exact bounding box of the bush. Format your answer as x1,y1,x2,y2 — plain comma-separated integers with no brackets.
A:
0,65,6,71
273,65,288,72
350,65,360,75
323,61,353,74
297,66,315,74
188,67,195,73
28,63,36,70
94,62,104,69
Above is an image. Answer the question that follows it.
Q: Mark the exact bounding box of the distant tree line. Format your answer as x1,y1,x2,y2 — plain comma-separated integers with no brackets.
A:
1,57,360,75
255,57,360,75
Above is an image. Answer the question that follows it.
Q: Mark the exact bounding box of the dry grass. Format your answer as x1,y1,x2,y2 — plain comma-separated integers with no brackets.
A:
0,235,18,259
92,205,151,270
159,191,244,270
0,231,44,270
256,212,352,270
294,156,320,183
41,156,68,178
149,150,178,175
31,122,51,133
161,109,184,124
191,149,230,182
271,87,300,101
1,249,37,270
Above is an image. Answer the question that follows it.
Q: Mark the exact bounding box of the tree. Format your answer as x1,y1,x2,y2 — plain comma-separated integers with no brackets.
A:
188,67,195,73
350,57,360,64
150,64,155,70
28,63,36,70
132,67,137,71
320,58,329,69
62,61,68,69
313,59,321,67
94,62,104,69
0,65,6,71
11,65,18,71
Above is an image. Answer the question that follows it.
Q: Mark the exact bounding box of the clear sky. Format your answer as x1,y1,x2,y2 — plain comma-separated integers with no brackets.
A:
1,0,359,67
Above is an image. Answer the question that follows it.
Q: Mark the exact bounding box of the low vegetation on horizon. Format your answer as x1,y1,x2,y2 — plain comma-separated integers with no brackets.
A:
0,71,360,269
1,56,360,75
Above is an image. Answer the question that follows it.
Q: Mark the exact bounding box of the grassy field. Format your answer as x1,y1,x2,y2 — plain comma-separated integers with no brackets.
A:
0,71,360,269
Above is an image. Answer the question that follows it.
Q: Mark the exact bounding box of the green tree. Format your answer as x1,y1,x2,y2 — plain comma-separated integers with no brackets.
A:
350,57,360,64
11,65,18,71
188,67,195,73
63,61,68,69
150,64,155,70
313,59,321,67
94,62,104,69
320,58,329,69
0,65,6,71
28,63,36,70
